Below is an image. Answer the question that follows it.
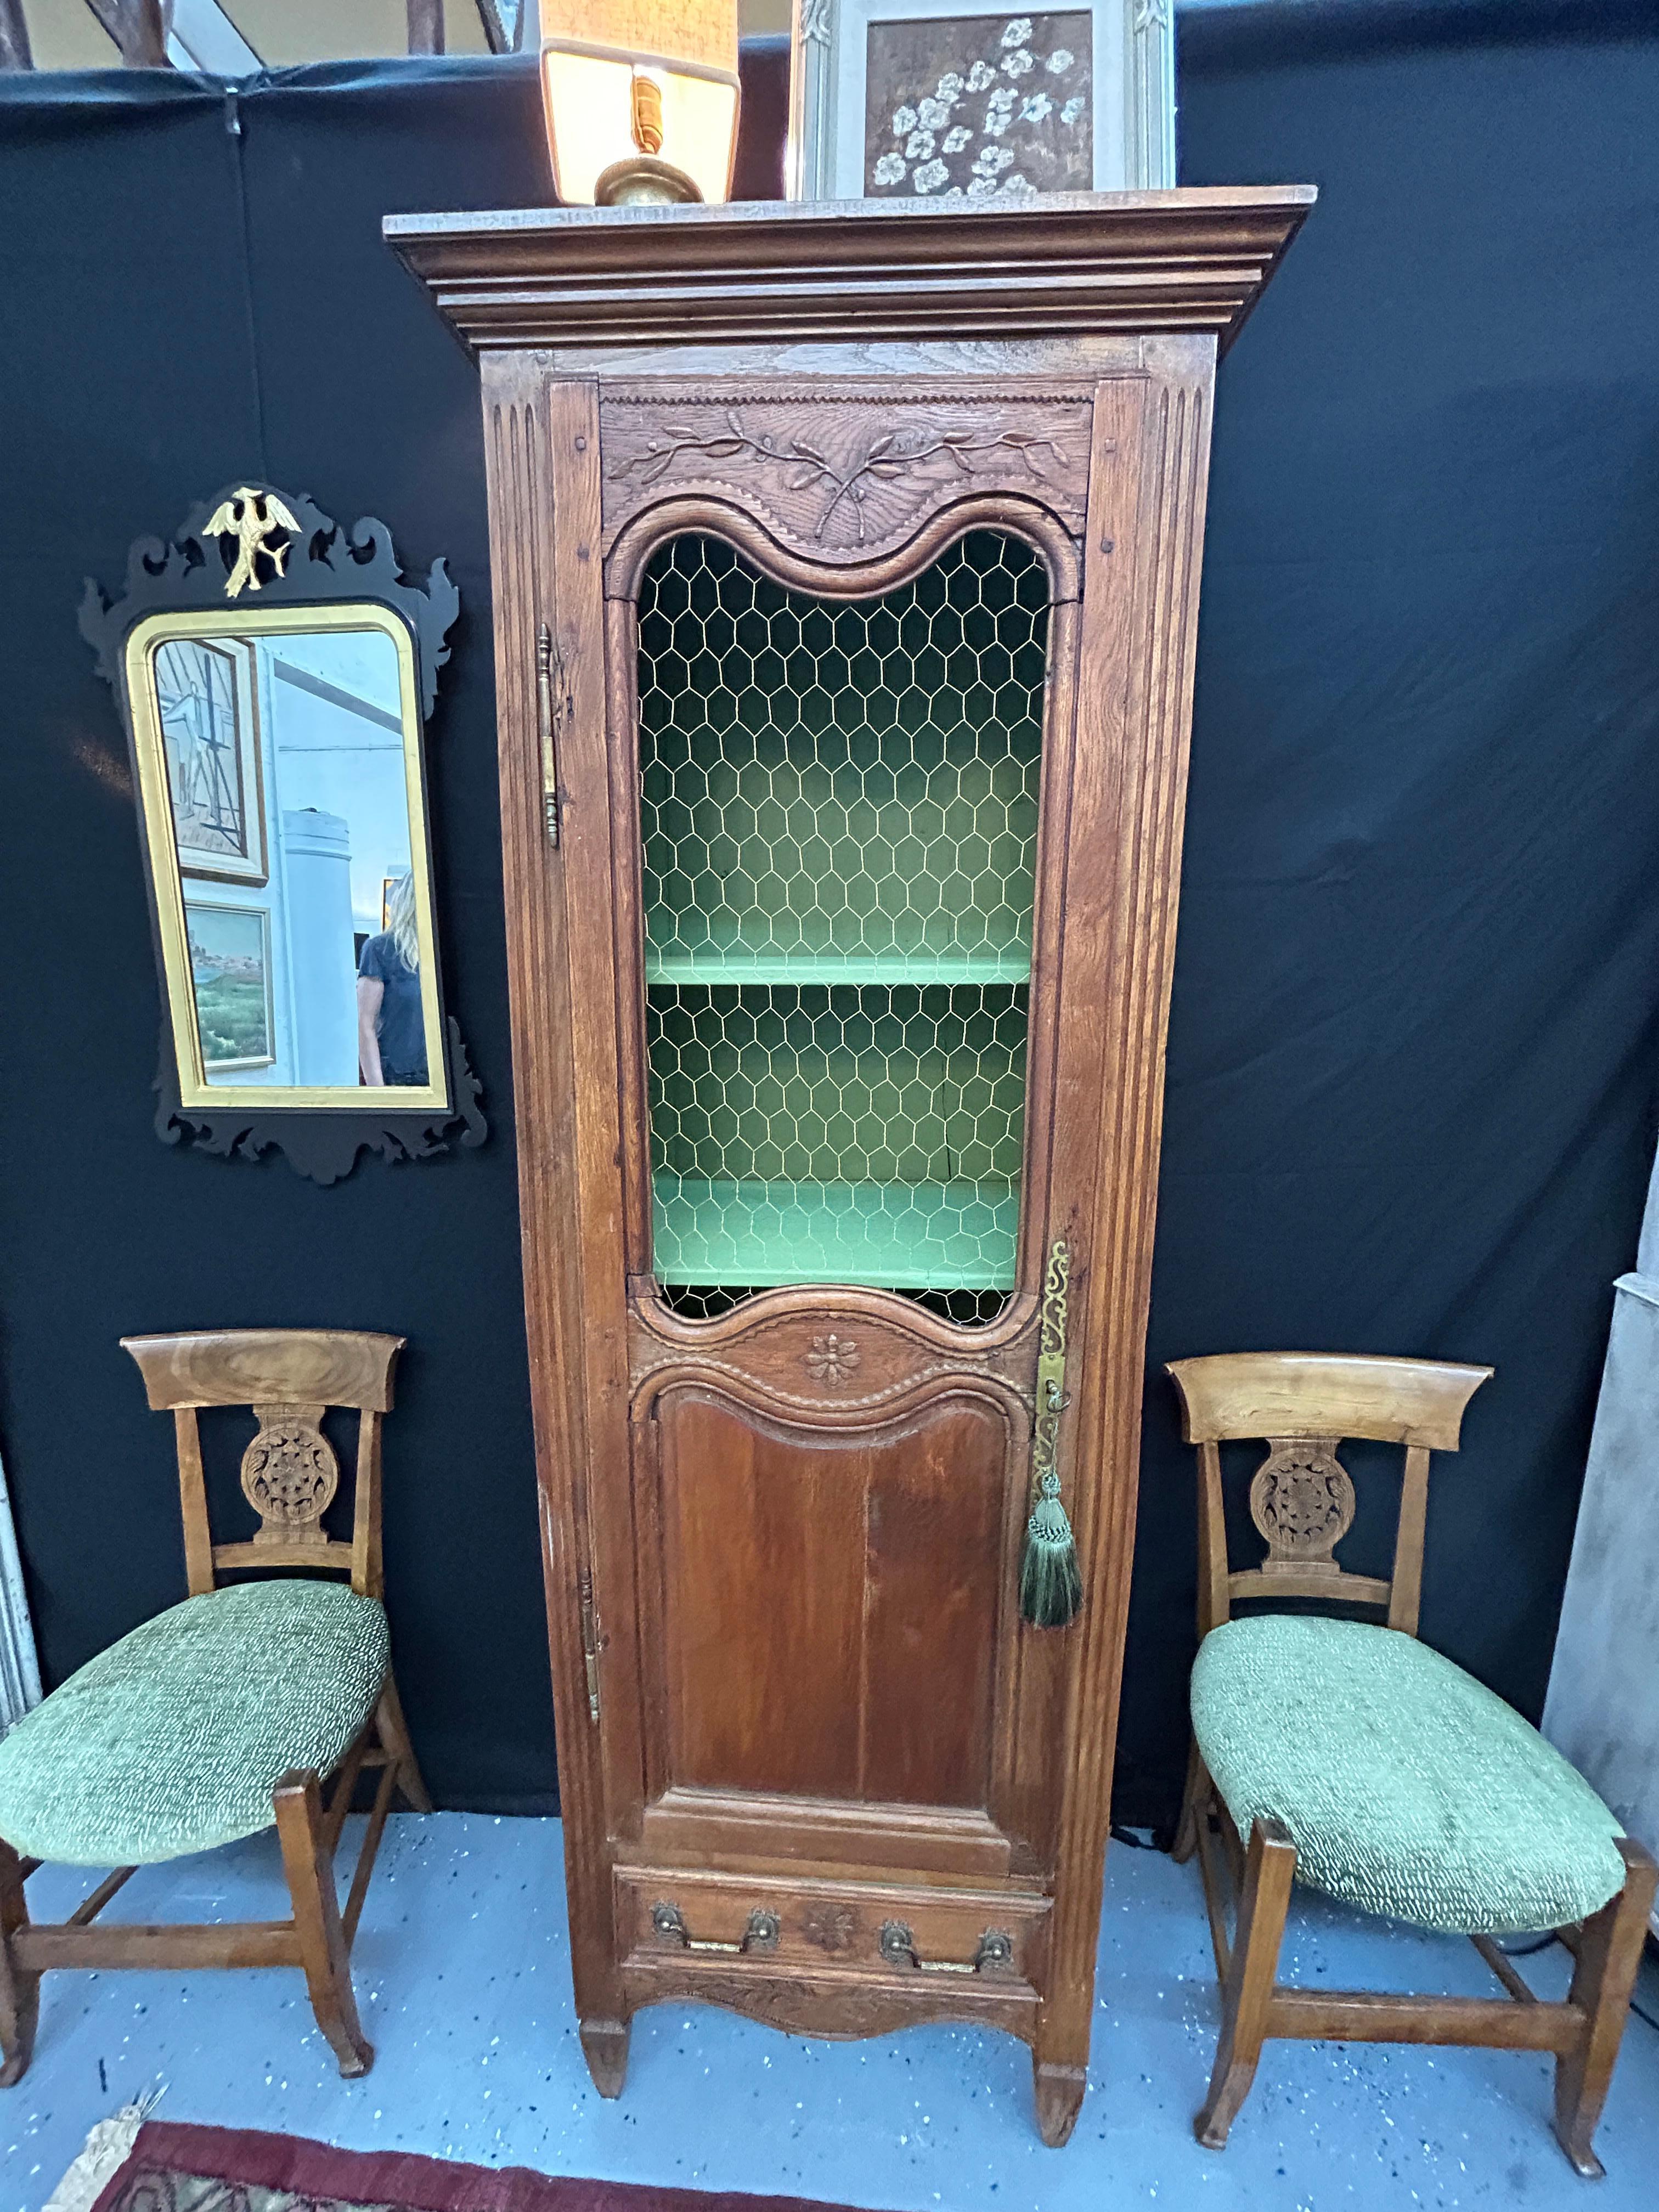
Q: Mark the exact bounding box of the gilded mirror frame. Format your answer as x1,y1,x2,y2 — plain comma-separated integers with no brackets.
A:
81,483,486,1183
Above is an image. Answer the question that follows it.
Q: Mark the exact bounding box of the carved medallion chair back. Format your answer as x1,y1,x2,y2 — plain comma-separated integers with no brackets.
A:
0,1329,430,2086
1165,1351,1658,2179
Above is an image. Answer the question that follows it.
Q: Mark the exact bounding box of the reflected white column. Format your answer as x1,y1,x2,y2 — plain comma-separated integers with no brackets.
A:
280,807,360,1086
0,1447,41,1735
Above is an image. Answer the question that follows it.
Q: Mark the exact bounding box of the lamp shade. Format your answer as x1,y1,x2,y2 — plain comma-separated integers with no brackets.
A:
539,0,741,207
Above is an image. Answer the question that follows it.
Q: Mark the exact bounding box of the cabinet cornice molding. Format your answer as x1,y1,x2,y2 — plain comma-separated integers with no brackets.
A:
385,188,1316,358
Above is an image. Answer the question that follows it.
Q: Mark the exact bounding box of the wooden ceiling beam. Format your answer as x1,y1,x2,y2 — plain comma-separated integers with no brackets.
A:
476,1,515,54
85,0,171,66
0,0,32,70
408,0,444,54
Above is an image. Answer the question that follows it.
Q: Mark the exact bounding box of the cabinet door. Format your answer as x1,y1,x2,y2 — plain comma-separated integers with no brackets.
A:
647,1385,1013,1801
627,1348,1070,1874
602,498,1094,1880
514,366,1149,1892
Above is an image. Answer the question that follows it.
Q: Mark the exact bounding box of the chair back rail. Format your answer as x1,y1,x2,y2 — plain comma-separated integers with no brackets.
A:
122,1329,402,1413
120,1330,406,1599
1167,1352,1491,1635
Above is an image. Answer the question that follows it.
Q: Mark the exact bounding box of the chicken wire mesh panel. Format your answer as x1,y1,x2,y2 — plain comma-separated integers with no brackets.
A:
636,530,1050,1307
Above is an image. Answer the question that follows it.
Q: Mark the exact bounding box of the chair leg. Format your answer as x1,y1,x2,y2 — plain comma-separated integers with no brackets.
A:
375,1674,433,1814
274,1770,374,2079
1172,1739,1207,1865
1553,1838,1658,2179
1195,1815,1296,2151
0,1841,39,2088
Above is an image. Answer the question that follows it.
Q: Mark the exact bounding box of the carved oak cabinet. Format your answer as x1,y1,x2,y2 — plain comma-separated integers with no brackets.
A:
390,191,1309,2141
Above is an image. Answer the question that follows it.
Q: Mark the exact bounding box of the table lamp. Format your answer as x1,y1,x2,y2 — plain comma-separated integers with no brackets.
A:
539,0,741,207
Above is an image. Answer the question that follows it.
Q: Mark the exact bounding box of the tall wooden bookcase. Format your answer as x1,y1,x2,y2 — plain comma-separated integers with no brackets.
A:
390,190,1310,2142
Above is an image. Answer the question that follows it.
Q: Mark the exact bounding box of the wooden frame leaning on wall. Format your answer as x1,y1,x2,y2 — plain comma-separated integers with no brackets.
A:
787,0,1176,200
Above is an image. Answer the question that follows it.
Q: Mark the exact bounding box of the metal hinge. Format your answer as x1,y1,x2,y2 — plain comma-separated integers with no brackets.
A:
537,621,564,847
578,1568,601,1723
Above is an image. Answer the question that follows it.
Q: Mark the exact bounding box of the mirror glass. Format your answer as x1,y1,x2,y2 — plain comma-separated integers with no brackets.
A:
125,607,448,1111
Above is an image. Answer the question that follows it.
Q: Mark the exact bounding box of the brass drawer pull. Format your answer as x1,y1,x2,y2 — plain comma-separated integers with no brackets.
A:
879,1921,1014,1976
651,1901,780,1955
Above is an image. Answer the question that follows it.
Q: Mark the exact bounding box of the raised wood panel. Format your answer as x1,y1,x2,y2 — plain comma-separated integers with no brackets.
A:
647,1386,1012,1812
598,385,1093,566
863,1410,1006,1806
636,1786,1013,1880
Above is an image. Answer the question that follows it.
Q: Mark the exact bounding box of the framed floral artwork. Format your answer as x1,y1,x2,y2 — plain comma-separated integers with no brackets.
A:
788,1,1175,202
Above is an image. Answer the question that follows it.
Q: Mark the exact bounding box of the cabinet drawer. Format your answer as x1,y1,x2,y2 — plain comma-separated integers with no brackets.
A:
616,1864,1050,1987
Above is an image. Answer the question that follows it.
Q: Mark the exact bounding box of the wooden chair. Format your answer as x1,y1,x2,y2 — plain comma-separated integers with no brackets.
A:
0,1329,430,2085
1166,1351,1657,2180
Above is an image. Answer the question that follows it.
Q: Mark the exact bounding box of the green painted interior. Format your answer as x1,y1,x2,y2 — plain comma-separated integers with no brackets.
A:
637,531,1048,1294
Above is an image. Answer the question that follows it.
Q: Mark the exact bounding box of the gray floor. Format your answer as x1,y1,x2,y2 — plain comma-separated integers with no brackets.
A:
5,1814,1657,2212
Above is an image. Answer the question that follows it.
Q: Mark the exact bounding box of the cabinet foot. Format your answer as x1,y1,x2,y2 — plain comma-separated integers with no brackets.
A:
580,2017,631,2098
1032,2058,1086,2146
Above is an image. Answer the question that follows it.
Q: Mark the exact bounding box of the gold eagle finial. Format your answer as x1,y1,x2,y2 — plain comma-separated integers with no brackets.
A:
202,487,301,599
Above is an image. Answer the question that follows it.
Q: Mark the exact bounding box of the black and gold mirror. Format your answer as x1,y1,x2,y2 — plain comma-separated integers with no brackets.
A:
80,484,484,1183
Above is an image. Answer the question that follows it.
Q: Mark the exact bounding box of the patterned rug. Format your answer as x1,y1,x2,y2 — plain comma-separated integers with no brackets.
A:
72,2118,866,2212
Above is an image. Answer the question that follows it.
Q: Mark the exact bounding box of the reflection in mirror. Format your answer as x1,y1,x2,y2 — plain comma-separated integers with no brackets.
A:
131,611,448,1111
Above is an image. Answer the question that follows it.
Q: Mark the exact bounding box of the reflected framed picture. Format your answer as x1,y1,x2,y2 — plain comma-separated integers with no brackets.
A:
154,636,267,884
788,1,1175,201
184,900,275,1073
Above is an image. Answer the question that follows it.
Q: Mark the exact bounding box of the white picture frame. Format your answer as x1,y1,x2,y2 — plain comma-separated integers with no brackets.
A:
788,0,1175,202
155,635,269,887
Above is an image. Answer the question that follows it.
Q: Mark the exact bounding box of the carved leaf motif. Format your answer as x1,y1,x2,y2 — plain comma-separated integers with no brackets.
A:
607,408,1073,545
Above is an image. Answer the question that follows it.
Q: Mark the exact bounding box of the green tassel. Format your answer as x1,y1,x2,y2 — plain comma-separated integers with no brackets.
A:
1020,1472,1082,1628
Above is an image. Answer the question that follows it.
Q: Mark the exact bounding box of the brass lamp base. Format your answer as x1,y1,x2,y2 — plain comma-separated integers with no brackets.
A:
595,155,703,207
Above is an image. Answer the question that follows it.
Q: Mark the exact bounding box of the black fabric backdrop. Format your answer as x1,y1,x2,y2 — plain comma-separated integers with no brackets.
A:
1,8,1655,1822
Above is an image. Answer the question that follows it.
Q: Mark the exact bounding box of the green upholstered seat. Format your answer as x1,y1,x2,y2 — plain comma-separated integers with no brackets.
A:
1191,1613,1627,1936
0,1580,388,1867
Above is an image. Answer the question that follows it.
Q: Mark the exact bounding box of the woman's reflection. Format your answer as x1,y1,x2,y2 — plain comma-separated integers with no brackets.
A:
357,873,428,1087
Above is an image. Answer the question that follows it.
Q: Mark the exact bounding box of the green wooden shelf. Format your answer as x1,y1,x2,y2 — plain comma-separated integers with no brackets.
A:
652,1175,1019,1290
644,947,1032,987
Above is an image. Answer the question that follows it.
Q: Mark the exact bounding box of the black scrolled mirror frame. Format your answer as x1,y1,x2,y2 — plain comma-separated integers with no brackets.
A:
80,483,486,1184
